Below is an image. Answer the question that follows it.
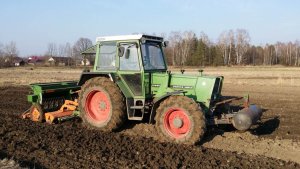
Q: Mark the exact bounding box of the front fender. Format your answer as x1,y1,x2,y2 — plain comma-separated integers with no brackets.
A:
149,90,186,124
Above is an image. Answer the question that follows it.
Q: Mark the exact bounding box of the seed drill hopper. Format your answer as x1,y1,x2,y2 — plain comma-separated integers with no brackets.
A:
22,34,262,145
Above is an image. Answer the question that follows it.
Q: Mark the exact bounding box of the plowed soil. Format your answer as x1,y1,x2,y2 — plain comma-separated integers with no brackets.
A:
0,86,300,168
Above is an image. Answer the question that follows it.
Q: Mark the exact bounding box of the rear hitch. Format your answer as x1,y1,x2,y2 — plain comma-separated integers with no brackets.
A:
209,95,262,131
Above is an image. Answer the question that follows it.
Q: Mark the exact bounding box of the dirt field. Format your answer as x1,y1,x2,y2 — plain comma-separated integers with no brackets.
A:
0,66,300,168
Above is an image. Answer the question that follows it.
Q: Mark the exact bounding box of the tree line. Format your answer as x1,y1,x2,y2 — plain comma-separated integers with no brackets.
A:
0,41,19,67
163,30,300,66
1,29,300,67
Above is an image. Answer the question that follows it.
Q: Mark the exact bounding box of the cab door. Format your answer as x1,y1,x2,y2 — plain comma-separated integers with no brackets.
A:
116,41,145,120
117,42,144,97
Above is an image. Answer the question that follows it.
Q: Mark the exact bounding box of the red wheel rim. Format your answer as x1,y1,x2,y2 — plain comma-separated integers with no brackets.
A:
85,90,111,123
163,108,191,139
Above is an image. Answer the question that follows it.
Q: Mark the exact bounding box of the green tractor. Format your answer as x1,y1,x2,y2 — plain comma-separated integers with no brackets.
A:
25,34,262,145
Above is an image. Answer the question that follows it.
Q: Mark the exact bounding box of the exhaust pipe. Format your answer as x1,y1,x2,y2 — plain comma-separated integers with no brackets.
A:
232,105,262,131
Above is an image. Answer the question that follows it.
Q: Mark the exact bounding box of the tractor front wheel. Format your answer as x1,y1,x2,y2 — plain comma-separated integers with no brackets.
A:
155,96,206,145
79,77,126,131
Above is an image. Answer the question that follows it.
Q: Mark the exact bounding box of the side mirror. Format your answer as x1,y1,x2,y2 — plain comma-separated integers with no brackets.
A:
125,48,130,59
163,41,169,47
118,46,125,57
141,37,146,44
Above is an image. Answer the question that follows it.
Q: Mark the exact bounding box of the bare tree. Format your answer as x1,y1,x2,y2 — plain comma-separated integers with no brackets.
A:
64,42,73,66
287,42,293,65
0,43,4,58
227,30,235,65
235,29,250,65
274,42,281,65
0,43,4,67
218,30,234,65
200,32,210,45
168,31,183,66
218,31,228,65
263,44,271,65
46,43,57,57
295,40,300,66
264,44,276,65
4,41,19,57
4,41,19,66
73,37,93,53
160,32,167,39
58,44,66,57
199,32,211,65
73,37,93,66
0,43,3,54
180,31,196,66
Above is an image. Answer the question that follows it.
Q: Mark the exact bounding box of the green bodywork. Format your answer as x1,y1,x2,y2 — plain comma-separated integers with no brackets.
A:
151,73,223,108
27,35,223,120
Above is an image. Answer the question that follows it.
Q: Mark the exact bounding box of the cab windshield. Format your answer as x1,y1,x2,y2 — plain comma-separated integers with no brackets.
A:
141,42,166,70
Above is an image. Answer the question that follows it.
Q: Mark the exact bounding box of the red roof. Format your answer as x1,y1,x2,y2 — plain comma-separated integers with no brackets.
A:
28,56,45,63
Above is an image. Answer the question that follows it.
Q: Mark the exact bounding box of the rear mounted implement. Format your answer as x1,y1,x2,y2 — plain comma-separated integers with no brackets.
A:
209,95,263,131
22,81,81,124
232,105,262,131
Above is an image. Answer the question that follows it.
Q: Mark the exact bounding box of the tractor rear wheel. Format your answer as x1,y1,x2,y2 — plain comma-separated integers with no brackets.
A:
79,77,126,131
155,95,206,145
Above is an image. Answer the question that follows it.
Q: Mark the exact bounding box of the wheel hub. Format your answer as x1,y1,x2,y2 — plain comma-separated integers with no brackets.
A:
163,108,191,139
85,90,111,123
173,117,183,128
99,101,106,110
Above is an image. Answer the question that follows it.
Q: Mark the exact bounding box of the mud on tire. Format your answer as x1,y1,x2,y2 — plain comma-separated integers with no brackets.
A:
79,77,126,132
155,95,206,145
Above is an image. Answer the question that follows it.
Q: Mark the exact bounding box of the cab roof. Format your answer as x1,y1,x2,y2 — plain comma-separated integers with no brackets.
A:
96,34,163,42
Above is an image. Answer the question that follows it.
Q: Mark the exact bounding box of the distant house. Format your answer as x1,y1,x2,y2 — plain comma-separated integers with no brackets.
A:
14,61,25,66
81,58,90,66
13,57,26,66
80,45,96,66
4,58,9,63
28,56,46,65
47,56,72,66
4,56,26,66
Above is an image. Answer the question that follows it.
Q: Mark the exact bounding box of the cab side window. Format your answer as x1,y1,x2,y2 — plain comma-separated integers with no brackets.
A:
98,42,116,70
119,43,140,71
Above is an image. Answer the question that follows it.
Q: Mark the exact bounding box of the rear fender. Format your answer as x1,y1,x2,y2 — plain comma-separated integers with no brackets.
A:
78,72,113,86
149,90,186,124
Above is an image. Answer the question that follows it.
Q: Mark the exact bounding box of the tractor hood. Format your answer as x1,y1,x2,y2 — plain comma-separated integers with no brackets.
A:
151,72,223,108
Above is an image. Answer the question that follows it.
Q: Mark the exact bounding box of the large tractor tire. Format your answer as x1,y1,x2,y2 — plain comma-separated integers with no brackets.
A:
79,77,126,132
155,95,206,145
